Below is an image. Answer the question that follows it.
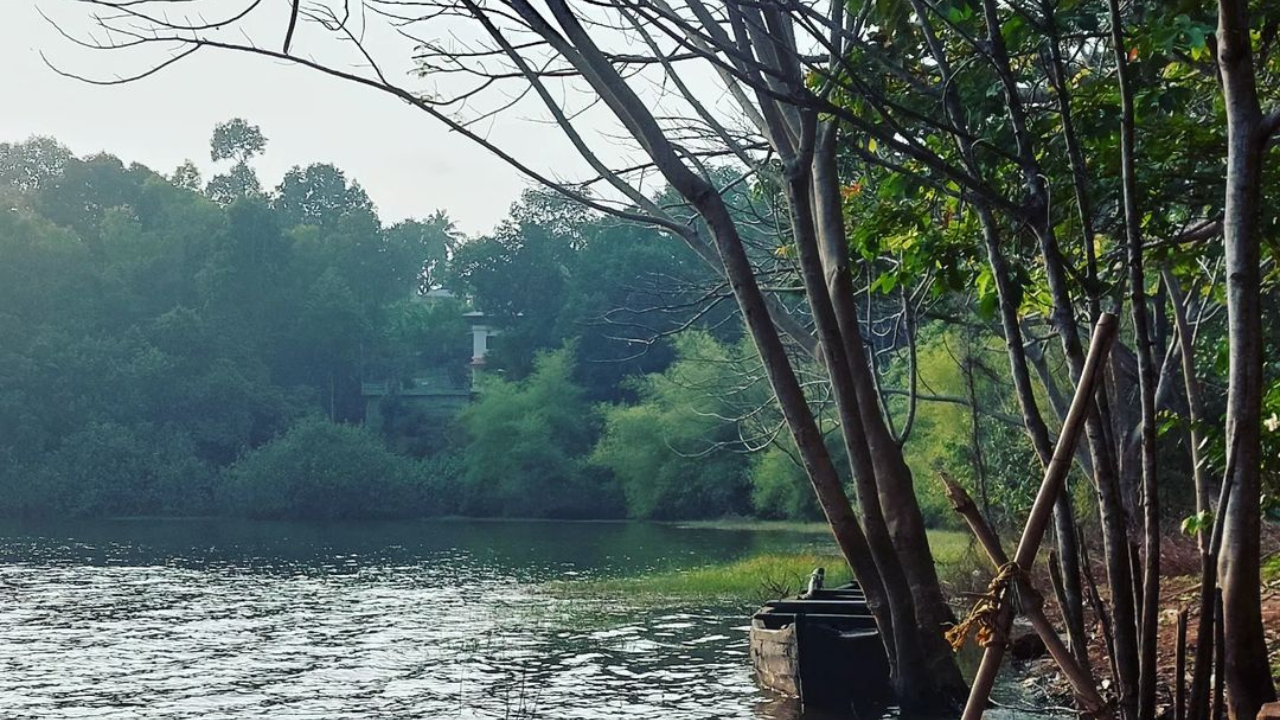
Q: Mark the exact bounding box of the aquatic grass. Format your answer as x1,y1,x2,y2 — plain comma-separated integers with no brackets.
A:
671,521,974,563
667,519,833,534
546,529,981,608
548,552,849,607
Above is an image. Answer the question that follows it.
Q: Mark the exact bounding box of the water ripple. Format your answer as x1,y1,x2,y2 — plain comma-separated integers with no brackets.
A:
0,532,770,719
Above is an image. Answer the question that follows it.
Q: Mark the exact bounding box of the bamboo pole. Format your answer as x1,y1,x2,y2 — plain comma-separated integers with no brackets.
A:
957,313,1118,720
941,474,1108,716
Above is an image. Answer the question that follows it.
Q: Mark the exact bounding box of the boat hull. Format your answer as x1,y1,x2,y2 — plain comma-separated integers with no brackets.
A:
749,583,891,712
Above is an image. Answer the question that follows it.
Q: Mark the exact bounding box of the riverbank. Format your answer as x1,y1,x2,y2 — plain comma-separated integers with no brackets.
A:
548,528,979,606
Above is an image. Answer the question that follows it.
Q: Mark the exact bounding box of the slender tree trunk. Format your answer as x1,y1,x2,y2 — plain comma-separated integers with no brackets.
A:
1215,2,1278,715
962,347,990,522
724,3,962,698
985,20,1142,705
1091,399,1142,720
1105,3,1161,714
975,0,1096,672
903,0,1092,680
973,208,1091,672
812,120,965,700
787,125,930,703
1043,0,1101,324
1165,269,1217,720
1177,608,1188,720
526,0,902,678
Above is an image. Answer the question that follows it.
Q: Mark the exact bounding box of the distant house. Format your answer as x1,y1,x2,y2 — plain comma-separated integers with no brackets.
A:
362,290,500,453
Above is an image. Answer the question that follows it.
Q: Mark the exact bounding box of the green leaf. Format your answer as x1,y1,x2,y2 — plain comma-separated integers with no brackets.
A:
1180,510,1213,537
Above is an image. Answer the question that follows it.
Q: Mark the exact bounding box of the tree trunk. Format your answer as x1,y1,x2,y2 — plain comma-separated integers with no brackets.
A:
902,0,1090,683
1165,269,1217,720
526,0,903,679
977,208,1091,672
811,120,965,701
1105,3,1162,713
1215,1,1278,715
787,127,931,703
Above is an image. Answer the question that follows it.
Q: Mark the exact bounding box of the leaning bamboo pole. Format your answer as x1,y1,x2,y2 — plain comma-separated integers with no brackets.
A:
940,474,1109,716
954,312,1118,720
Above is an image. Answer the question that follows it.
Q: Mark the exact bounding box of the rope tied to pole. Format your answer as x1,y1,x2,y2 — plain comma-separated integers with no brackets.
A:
946,561,1026,651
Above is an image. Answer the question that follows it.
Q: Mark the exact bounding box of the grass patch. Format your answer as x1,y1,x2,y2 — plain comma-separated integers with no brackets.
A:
923,529,974,566
550,552,849,607
547,530,980,608
667,519,832,534
1263,552,1280,583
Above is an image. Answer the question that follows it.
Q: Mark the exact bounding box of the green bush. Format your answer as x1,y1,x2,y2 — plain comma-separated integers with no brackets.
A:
459,346,622,518
217,417,455,519
0,422,216,518
592,333,754,519
749,446,823,520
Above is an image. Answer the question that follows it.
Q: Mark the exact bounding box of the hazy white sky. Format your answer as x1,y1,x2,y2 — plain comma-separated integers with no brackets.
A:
0,1,609,234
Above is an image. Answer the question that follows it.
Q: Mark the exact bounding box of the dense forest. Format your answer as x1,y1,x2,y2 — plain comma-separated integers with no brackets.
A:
0,125,1087,526
1,126,879,522
3,122,1278,529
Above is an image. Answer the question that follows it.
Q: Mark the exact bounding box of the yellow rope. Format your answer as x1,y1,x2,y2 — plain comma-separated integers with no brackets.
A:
945,561,1024,651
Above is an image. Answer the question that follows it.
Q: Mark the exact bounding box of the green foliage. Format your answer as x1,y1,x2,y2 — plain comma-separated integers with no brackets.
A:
460,346,622,518
170,160,202,191
0,133,456,518
218,418,454,519
206,163,263,205
448,189,723,400
0,136,72,194
207,119,267,205
885,323,1039,529
1181,510,1213,537
592,333,756,519
749,446,823,521
209,118,266,164
0,422,215,518
273,163,375,230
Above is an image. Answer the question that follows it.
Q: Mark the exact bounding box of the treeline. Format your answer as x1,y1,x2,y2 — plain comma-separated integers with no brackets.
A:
0,127,455,517
0,128,824,520
0,127,1108,524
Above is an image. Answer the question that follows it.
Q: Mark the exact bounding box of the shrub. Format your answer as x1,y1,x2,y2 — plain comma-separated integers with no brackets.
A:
749,446,823,520
459,346,621,517
217,417,454,519
592,333,754,519
0,422,216,518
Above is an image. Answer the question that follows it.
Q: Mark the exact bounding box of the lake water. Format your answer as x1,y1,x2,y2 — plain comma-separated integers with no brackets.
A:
0,519,1050,719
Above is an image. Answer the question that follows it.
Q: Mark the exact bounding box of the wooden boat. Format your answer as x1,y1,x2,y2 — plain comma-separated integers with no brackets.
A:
749,579,891,712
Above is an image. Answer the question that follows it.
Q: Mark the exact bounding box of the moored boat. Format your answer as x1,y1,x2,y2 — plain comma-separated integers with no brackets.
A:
748,578,891,713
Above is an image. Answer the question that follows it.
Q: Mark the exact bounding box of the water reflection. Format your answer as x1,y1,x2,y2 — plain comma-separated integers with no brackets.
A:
0,519,1053,719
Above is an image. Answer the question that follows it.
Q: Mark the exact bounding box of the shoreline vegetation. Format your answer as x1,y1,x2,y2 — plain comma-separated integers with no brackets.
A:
547,529,977,606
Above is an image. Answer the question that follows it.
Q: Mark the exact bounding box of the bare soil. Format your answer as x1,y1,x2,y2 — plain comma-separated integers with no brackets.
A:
1009,531,1280,717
